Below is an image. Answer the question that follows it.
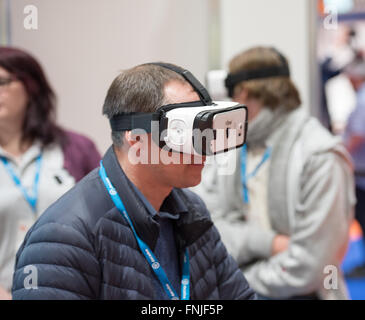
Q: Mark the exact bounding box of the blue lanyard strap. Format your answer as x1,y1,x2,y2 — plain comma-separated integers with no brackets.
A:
241,145,271,204
1,154,42,213
99,161,190,300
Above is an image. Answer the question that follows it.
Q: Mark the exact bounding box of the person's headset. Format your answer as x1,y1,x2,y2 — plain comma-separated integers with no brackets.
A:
224,49,290,98
109,62,248,156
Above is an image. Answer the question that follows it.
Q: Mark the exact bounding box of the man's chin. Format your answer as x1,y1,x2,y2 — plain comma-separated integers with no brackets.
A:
176,181,201,189
182,170,203,188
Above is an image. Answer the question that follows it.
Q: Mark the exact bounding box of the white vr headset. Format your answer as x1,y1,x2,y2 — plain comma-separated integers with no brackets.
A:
109,63,248,156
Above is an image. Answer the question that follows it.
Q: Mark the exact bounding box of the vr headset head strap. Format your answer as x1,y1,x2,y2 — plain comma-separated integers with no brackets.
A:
109,113,157,133
109,62,213,132
149,62,212,106
225,48,290,98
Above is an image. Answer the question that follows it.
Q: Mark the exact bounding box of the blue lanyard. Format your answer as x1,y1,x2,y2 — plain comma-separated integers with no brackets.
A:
241,145,271,204
1,154,42,213
99,161,190,300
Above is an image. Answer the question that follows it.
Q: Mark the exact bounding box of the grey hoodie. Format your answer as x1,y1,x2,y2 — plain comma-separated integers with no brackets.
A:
192,107,355,299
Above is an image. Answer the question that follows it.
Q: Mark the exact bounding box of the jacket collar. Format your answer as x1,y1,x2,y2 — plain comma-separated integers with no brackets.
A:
174,189,213,248
101,146,212,250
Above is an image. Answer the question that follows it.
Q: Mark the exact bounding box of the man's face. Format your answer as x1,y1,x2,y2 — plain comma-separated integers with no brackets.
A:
143,80,206,189
0,66,29,125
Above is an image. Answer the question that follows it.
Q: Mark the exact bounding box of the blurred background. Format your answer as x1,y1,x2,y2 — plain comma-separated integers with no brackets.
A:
0,0,319,153
1,0,365,299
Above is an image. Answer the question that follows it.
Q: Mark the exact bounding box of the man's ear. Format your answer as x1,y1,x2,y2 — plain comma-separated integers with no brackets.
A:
124,131,151,164
124,131,142,147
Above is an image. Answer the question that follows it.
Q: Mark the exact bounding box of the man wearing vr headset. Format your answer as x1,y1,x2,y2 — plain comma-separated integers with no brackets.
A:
194,47,355,299
12,62,255,300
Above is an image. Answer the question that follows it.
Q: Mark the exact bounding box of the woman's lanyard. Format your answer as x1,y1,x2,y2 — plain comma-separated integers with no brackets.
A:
241,145,271,204
1,154,42,213
99,161,190,300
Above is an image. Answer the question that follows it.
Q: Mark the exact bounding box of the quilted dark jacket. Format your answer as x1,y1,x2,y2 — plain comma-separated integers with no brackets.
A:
12,147,255,300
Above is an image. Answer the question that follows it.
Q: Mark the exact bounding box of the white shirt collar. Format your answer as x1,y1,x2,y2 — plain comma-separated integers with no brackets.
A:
0,141,42,169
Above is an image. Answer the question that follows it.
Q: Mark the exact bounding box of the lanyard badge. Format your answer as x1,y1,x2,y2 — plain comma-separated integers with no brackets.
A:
99,161,190,300
1,154,42,213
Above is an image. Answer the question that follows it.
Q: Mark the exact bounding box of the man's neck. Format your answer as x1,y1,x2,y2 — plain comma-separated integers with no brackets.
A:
115,147,172,212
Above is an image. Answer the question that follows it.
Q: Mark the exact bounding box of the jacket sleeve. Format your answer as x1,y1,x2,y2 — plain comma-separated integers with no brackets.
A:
214,212,277,265
210,225,257,300
242,151,355,298
12,221,101,300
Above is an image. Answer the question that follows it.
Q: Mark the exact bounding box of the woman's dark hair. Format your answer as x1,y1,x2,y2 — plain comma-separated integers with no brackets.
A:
0,46,64,146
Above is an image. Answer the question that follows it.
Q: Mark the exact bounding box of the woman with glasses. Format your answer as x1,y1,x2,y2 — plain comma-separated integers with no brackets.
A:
0,47,101,299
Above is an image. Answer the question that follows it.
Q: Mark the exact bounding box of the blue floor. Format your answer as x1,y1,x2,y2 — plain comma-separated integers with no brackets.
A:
342,237,365,300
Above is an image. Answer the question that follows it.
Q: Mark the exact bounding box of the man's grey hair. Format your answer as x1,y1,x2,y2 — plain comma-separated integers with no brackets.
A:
102,63,187,147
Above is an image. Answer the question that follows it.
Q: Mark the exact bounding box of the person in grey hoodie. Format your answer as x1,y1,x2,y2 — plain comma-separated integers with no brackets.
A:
192,46,356,300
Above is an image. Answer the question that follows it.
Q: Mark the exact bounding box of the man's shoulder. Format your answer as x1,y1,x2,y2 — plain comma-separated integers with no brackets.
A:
295,115,342,154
